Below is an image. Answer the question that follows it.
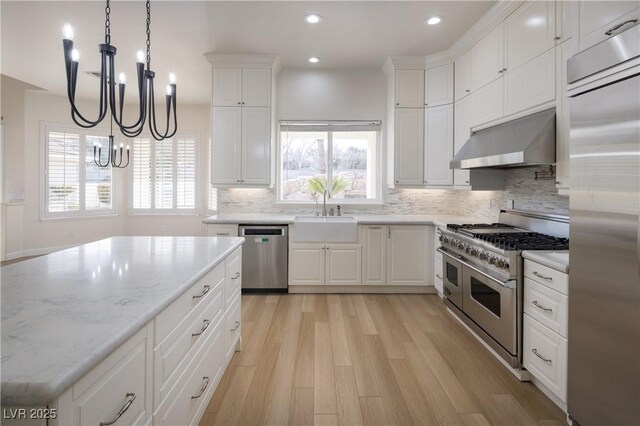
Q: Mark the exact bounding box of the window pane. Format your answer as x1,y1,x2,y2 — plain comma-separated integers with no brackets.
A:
132,138,152,209
177,137,196,209
85,135,112,210
281,131,328,201
155,139,174,209
331,131,376,200
47,131,80,212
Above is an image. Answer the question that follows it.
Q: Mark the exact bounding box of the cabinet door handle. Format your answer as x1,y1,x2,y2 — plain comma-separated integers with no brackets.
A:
191,377,211,399
436,274,443,279
396,103,400,106
532,271,553,281
532,348,552,364
193,285,211,299
605,19,638,36
465,180,470,184
237,102,241,105
231,320,240,331
388,228,391,239
532,300,553,313
369,226,381,230
231,272,241,280
465,89,470,93
99,393,136,426
192,319,211,337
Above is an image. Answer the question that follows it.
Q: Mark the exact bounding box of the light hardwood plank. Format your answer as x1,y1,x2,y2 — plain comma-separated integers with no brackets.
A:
353,295,377,335
265,294,280,304
342,313,380,397
328,300,353,367
335,367,364,426
460,413,491,426
314,414,339,426
238,302,277,366
302,294,316,312
205,356,241,414
290,388,314,426
314,322,337,414
359,397,389,426
364,296,407,359
293,312,315,388
389,358,439,425
237,343,281,425
481,394,538,426
315,294,329,322
212,366,256,425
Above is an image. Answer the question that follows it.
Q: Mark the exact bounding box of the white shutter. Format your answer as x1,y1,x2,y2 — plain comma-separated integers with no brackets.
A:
177,136,196,209
208,138,217,211
155,139,174,209
47,130,80,213
85,135,112,210
132,138,152,209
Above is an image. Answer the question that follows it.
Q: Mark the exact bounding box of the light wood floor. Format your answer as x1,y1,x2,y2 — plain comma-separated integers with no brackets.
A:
200,294,566,426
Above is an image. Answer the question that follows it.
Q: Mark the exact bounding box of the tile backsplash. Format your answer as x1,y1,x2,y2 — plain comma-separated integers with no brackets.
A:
216,166,569,221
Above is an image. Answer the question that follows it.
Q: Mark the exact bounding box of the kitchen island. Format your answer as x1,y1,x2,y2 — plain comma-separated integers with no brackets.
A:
1,236,244,425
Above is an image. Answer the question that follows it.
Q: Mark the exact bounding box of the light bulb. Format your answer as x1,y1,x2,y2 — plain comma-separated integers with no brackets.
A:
63,24,74,40
126,145,130,150
119,72,126,84
93,141,98,147
71,49,80,61
120,142,124,148
98,143,102,149
166,85,172,95
136,50,144,63
169,73,176,84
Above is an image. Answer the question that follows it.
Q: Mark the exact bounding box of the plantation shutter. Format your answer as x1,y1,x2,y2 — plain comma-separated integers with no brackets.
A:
132,138,152,209
155,139,174,209
85,135,112,210
47,130,80,212
177,136,196,209
208,138,217,211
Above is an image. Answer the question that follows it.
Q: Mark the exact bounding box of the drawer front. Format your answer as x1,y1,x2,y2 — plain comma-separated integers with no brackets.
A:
75,339,147,426
206,224,239,237
524,260,568,295
523,315,567,401
524,278,568,337
224,292,242,364
434,256,443,293
156,285,224,404
156,262,226,344
225,248,242,305
156,318,225,426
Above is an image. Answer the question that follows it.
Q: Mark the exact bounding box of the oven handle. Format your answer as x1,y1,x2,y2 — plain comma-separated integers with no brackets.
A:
437,248,516,289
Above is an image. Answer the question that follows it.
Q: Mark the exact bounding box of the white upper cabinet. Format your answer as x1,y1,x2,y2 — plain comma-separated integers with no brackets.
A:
453,96,471,187
469,23,505,92
469,77,504,128
505,1,557,71
577,1,639,52
424,104,454,186
212,68,243,106
454,50,471,101
425,64,454,107
241,107,271,185
394,108,424,185
556,0,576,44
211,107,242,184
212,68,271,107
505,48,556,116
395,70,425,108
242,68,272,107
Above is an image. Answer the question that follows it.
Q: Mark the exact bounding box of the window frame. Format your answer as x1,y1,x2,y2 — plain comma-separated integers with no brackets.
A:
40,122,118,220
127,132,200,216
276,120,383,205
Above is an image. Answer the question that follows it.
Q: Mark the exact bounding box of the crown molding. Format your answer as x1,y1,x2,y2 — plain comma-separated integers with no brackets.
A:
203,54,281,73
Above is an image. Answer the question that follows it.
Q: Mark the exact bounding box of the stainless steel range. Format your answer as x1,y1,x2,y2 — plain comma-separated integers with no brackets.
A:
438,210,569,370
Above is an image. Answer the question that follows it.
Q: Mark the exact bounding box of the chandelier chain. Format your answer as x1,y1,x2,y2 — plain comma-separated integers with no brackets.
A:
146,0,151,68
105,0,111,44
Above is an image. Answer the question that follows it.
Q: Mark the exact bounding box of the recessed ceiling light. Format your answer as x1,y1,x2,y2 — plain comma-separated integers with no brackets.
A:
426,16,442,25
305,14,321,24
308,57,319,63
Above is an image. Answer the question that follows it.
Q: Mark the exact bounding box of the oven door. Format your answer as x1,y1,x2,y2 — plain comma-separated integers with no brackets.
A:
462,264,517,355
439,249,463,309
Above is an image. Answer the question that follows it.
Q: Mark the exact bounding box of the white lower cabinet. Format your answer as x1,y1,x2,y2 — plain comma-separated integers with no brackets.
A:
289,244,361,286
387,226,432,286
206,224,239,237
362,225,387,285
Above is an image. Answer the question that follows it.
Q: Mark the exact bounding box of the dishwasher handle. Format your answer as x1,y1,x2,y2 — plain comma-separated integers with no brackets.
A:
240,227,287,237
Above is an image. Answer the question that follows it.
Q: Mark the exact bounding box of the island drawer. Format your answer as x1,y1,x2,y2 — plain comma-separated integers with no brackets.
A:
154,317,225,426
524,260,568,295
155,286,224,405
524,278,568,337
225,248,242,306
72,328,148,426
206,224,238,237
224,291,242,364
156,262,225,345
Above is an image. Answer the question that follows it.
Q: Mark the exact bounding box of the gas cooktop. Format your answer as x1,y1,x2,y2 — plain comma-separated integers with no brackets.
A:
446,223,569,251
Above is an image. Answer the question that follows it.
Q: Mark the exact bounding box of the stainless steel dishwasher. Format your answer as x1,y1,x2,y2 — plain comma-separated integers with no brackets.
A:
239,225,288,292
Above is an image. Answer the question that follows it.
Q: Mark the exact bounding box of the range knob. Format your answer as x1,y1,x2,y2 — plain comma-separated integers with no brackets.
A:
442,236,450,244
465,246,472,254
496,259,506,269
457,242,466,250
479,252,488,260
503,261,510,270
438,235,444,242
470,248,479,257
488,256,497,265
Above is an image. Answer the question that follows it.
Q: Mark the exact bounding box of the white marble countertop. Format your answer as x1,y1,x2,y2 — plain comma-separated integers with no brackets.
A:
203,213,481,228
1,236,244,406
522,250,569,273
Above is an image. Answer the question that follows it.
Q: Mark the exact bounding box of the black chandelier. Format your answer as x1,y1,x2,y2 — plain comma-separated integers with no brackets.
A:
62,0,178,167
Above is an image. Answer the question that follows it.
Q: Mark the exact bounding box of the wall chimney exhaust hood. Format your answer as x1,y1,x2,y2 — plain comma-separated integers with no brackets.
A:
451,108,556,169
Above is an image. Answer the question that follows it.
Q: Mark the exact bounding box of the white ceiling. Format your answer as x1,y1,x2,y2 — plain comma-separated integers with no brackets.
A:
1,1,494,105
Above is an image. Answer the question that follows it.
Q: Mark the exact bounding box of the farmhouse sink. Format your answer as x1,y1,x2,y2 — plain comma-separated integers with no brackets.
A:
293,216,358,243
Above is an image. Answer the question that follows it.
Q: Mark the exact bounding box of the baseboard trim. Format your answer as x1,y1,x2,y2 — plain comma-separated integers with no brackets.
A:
288,285,436,294
2,244,75,261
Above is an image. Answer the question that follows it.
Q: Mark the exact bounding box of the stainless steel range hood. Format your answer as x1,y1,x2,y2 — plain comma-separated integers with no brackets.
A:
451,108,556,169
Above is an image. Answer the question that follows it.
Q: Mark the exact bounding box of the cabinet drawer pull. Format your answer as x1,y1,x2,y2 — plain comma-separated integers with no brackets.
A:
231,320,240,331
193,285,211,299
532,271,552,281
191,376,211,399
216,232,230,236
192,319,211,337
532,300,553,312
605,19,638,36
369,226,381,229
231,272,241,280
99,393,136,426
436,274,443,279
532,348,552,364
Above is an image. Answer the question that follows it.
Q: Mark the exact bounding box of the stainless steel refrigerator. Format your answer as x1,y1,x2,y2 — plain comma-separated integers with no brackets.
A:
567,26,640,425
